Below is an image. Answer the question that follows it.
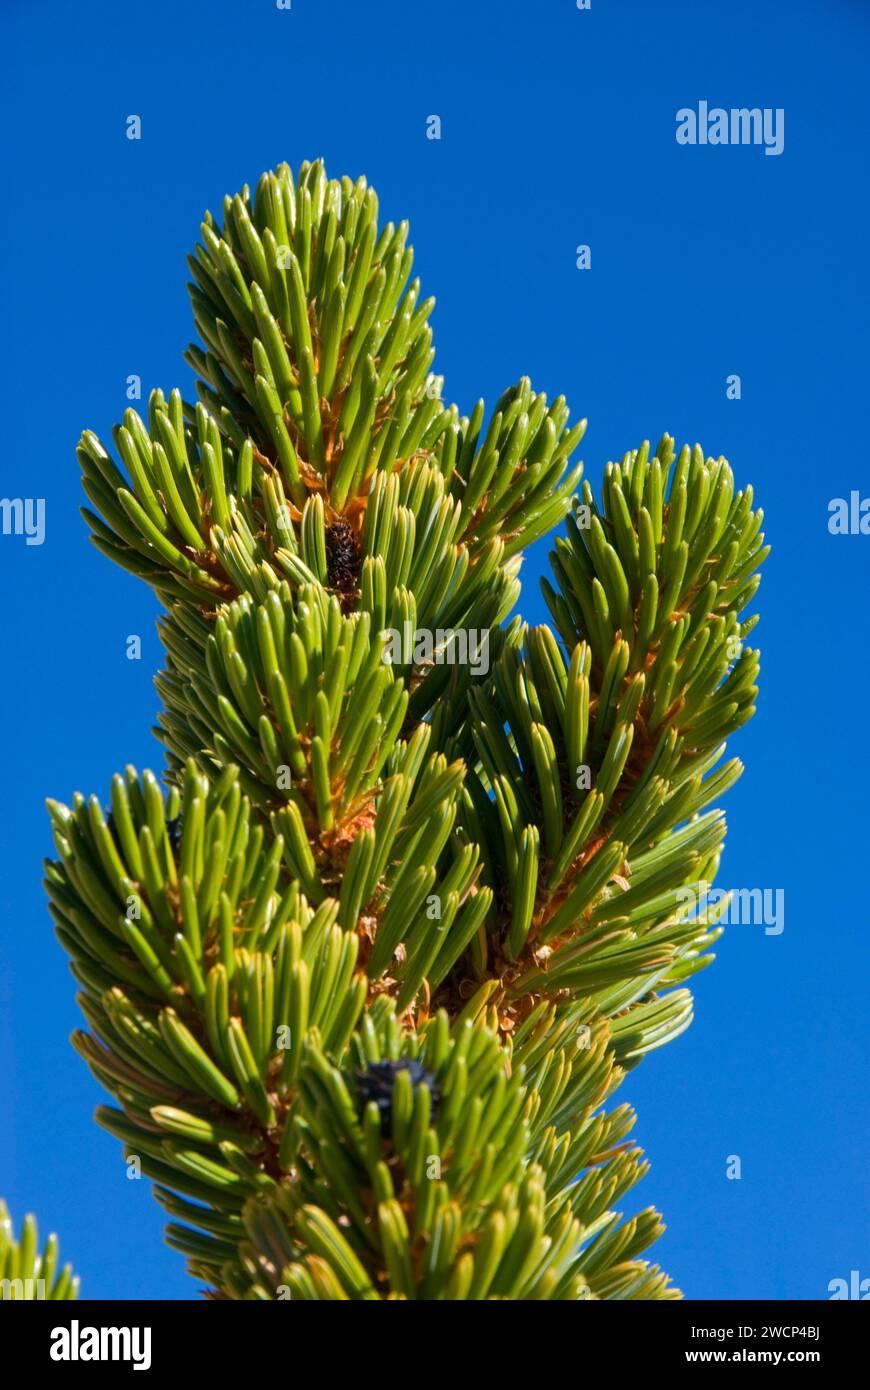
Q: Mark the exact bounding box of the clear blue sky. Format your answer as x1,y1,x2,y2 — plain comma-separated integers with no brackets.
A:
1,0,867,1301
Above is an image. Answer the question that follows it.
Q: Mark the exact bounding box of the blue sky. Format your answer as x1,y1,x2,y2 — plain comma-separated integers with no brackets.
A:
1,0,867,1300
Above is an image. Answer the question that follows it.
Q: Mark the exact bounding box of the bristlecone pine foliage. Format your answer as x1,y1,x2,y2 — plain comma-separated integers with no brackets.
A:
37,160,767,1301
0,1204,78,1300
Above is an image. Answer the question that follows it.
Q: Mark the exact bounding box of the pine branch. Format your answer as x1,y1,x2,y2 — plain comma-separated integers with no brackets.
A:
451,436,767,1042
0,1203,79,1300
42,159,767,1299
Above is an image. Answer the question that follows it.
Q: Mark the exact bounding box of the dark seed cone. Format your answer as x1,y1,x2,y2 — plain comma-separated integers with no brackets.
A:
354,1058,440,1132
